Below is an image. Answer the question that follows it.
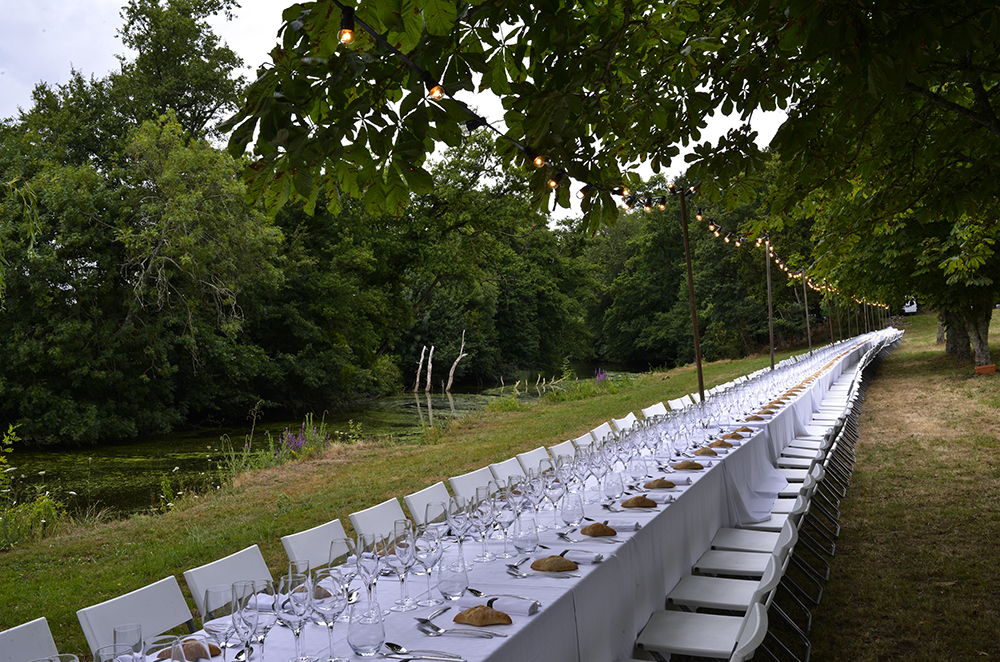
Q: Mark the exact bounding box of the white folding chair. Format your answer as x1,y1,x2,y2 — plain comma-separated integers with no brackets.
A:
448,467,494,499
590,421,615,444
610,412,638,436
281,518,348,572
641,402,668,420
77,576,195,655
571,431,595,453
547,439,576,461
489,457,525,483
403,481,451,526
0,617,58,662
183,544,273,621
636,602,768,662
667,396,691,411
349,497,407,538
515,446,551,475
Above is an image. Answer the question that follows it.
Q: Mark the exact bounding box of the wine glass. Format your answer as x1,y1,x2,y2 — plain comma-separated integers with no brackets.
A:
235,579,278,662
95,644,133,662
445,496,471,565
604,471,625,502
143,636,184,662
276,573,317,662
328,537,358,622
512,515,539,554
388,519,417,611
310,568,350,662
436,554,469,601
540,459,565,530
202,585,238,661
346,599,384,658
470,486,496,563
231,582,258,662
356,532,387,603
423,501,448,537
113,623,142,662
494,486,517,558
414,527,443,607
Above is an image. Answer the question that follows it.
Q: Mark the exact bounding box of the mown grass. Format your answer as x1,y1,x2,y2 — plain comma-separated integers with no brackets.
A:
808,311,1000,661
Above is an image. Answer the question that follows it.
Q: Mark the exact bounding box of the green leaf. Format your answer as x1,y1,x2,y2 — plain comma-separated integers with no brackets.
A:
422,0,457,36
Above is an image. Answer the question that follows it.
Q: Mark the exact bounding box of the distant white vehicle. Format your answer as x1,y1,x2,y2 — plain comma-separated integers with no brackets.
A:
903,299,917,314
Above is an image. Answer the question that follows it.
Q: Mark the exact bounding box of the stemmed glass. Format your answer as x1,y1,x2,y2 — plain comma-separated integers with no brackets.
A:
494,484,518,558
388,519,418,611
470,486,496,563
560,491,584,528
231,582,258,662
357,532,387,605
235,579,278,662
540,459,565,530
329,537,358,622
414,526,443,606
202,585,237,662
276,573,317,662
424,501,449,537
524,469,549,531
95,644,134,662
588,450,609,502
310,568,350,662
446,496,472,565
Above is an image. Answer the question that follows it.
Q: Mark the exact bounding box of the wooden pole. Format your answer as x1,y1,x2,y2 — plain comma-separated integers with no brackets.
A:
802,277,812,355
679,190,705,402
765,239,775,370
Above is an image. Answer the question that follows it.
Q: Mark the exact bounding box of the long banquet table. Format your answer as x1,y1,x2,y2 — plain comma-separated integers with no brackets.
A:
212,333,888,662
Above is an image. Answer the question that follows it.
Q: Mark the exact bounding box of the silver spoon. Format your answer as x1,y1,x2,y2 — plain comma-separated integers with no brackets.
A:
413,606,450,623
383,642,464,659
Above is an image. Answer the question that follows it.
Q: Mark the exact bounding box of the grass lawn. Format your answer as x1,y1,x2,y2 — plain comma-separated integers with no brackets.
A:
2,311,996,661
808,311,1000,661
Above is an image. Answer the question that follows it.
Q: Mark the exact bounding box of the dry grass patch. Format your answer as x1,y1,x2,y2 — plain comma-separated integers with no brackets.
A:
809,313,1000,662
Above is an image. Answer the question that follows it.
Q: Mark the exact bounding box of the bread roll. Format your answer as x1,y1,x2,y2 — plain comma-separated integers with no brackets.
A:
736,426,754,433
581,522,618,536
531,555,579,572
745,415,764,421
693,447,718,457
709,439,734,448
643,478,676,489
454,605,513,626
719,432,743,440
672,460,704,470
621,495,657,508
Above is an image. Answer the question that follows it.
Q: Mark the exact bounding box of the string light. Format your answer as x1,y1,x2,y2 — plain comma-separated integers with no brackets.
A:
577,184,593,200
643,196,653,212
547,171,564,189
338,7,355,44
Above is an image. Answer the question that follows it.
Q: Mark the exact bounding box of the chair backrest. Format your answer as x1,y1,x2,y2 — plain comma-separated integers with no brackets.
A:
0,617,58,662
403,481,451,526
571,432,595,453
667,397,691,411
281,518,348,574
349,497,407,538
641,402,668,419
489,457,525,483
77,576,194,655
729,603,769,662
547,439,576,461
448,466,494,499
611,412,638,436
590,421,615,444
515,446,551,475
183,544,272,621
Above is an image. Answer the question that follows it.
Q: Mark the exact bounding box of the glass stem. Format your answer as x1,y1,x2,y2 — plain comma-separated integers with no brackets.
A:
327,624,335,661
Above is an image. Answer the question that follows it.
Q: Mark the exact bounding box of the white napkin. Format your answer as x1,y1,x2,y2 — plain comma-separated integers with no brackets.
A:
645,493,674,504
601,519,642,532
455,595,541,615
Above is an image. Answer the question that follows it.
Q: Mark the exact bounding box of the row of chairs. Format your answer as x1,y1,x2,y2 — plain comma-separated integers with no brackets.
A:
621,331,903,661
1,405,660,661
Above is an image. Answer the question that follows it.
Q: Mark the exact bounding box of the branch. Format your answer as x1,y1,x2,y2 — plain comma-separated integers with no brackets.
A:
903,81,1000,139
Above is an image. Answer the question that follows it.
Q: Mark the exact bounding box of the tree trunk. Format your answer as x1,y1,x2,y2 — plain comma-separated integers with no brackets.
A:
936,314,945,344
962,300,994,367
413,345,427,392
445,331,467,392
424,345,435,393
943,309,972,362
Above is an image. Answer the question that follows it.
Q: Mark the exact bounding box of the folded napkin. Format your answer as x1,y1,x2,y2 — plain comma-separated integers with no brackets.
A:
455,595,540,615
601,519,642,531
645,493,674,504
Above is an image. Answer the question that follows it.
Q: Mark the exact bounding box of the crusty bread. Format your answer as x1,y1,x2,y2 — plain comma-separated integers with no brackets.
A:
673,460,704,470
581,521,618,536
159,642,221,660
531,555,579,572
745,415,764,421
694,447,718,457
621,495,657,508
454,605,513,626
709,439,734,448
643,478,676,489
736,426,755,433
756,408,777,415
719,432,743,440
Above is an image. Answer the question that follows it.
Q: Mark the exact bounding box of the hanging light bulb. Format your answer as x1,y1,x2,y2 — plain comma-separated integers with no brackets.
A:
338,7,355,44
735,238,742,247
714,229,721,237
643,196,653,212
724,234,731,243
547,171,564,189
657,197,666,211
532,154,547,168
576,184,593,200
695,208,703,221
422,72,445,100
623,195,637,210
708,223,716,232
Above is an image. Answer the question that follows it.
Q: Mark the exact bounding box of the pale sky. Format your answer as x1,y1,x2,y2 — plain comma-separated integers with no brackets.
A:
0,0,784,200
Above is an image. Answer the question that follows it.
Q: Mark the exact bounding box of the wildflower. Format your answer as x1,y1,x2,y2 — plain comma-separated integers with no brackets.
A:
38,470,45,475
172,466,179,472
68,491,77,495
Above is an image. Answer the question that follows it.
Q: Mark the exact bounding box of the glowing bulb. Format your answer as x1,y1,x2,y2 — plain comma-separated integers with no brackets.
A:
427,84,444,100
339,8,355,45
547,172,564,189
724,235,731,243
533,155,546,168
339,28,355,44
735,239,742,247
